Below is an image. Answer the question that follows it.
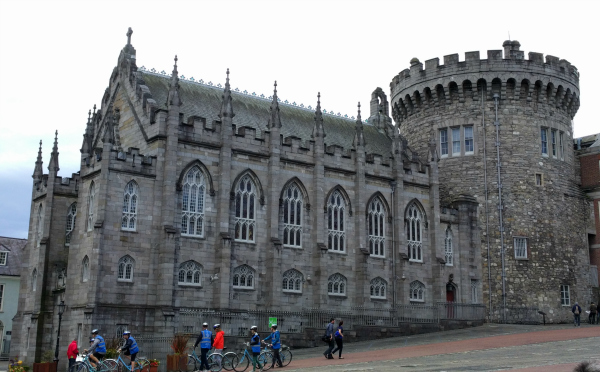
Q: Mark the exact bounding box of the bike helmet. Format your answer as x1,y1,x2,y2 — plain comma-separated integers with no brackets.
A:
89,338,95,343
123,331,131,335
202,322,208,327
213,324,221,329
271,324,277,329
250,326,258,331
91,329,99,335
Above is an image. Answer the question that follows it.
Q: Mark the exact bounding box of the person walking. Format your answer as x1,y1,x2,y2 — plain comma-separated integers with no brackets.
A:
249,326,262,372
589,302,597,324
67,338,79,371
117,331,139,372
263,324,283,368
331,320,344,359
213,324,225,370
194,323,213,372
323,318,335,359
572,302,583,326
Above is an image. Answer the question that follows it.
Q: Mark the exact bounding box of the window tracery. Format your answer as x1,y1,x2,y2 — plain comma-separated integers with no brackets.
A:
182,167,205,237
327,190,346,253
368,197,385,257
121,181,138,231
283,183,303,248
234,176,256,242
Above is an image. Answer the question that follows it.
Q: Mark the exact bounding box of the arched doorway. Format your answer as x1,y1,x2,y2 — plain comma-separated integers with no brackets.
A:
446,275,457,319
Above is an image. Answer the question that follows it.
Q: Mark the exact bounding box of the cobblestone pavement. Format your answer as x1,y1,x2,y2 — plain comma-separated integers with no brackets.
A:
281,323,600,371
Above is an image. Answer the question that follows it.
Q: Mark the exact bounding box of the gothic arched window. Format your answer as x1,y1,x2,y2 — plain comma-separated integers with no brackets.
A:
327,190,346,252
234,176,256,242
282,269,303,293
232,265,255,289
445,226,453,266
121,181,138,231
368,197,386,257
32,268,38,291
118,255,134,282
65,203,77,246
327,273,347,296
370,277,387,299
87,182,96,232
410,280,425,302
82,256,90,282
178,261,203,286
283,183,303,248
182,167,206,237
36,204,43,247
406,203,423,262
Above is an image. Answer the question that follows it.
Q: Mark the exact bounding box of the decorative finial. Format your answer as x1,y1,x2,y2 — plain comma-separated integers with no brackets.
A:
93,104,96,115
226,68,230,87
127,27,133,45
357,102,361,118
38,140,42,154
268,80,281,129
219,68,234,119
274,80,277,95
54,130,58,142
88,109,91,121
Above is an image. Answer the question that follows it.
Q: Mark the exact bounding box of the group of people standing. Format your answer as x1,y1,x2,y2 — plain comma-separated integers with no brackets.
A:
193,323,225,372
323,318,344,360
571,301,598,326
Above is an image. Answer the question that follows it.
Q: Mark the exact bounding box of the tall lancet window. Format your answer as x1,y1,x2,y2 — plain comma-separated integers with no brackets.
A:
65,203,77,246
82,256,90,282
87,182,95,232
121,181,138,231
283,183,303,248
406,203,423,262
445,226,453,266
327,190,346,252
234,175,256,242
32,269,38,292
368,197,385,257
36,204,43,247
182,167,206,237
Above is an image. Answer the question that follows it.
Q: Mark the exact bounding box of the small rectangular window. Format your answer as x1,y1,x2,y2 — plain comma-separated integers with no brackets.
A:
560,285,570,306
541,128,548,155
464,126,474,154
551,129,557,158
514,237,528,259
0,252,6,265
452,127,461,155
440,129,448,157
535,173,543,186
560,132,564,161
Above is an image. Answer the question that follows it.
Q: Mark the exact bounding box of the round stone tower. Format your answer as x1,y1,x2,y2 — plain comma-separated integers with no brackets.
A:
390,41,589,323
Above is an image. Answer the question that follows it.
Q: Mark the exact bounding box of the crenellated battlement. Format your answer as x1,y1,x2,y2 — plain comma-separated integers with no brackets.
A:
110,147,157,176
390,41,580,124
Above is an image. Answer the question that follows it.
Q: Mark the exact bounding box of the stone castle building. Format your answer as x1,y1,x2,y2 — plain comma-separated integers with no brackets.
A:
390,40,593,321
12,30,595,362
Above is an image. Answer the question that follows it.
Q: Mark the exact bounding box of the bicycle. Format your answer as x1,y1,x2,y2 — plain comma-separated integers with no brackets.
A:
259,343,292,369
230,343,270,372
115,352,147,372
70,354,117,372
187,347,231,372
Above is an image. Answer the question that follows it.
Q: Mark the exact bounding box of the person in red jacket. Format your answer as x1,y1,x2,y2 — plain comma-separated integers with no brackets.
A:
213,324,225,369
67,339,79,371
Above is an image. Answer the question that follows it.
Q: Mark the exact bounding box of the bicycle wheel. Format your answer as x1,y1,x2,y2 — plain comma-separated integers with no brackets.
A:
232,353,249,372
258,352,272,371
70,362,89,372
221,352,237,371
207,354,222,372
280,350,292,367
102,359,119,372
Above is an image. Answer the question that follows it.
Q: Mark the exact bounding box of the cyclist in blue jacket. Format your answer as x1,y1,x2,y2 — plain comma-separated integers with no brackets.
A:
249,326,262,372
118,331,139,372
194,322,213,372
263,324,283,368
84,329,106,369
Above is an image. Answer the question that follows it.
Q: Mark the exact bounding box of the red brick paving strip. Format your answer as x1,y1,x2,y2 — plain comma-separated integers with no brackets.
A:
290,327,600,370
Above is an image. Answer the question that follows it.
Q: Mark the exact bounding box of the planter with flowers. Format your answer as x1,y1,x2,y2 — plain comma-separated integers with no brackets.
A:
147,359,160,372
166,334,189,372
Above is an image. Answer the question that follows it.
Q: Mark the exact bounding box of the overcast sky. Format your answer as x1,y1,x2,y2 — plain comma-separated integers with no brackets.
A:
1,0,597,239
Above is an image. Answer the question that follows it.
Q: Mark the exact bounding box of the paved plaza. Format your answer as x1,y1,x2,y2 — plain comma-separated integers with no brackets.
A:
285,323,600,371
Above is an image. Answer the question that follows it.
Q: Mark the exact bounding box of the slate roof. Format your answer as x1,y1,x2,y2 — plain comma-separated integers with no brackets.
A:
141,72,393,156
0,236,26,277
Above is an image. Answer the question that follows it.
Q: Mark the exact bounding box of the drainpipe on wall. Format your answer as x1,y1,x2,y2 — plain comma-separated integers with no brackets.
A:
494,93,507,323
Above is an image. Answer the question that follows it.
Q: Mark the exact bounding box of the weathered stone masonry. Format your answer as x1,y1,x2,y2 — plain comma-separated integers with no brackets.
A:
391,40,592,322
12,30,482,364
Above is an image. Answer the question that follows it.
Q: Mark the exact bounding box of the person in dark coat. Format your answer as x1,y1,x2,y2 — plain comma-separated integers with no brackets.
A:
572,302,583,327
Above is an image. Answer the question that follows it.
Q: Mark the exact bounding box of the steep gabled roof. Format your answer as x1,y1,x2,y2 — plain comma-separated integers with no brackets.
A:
0,237,26,277
140,71,392,156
